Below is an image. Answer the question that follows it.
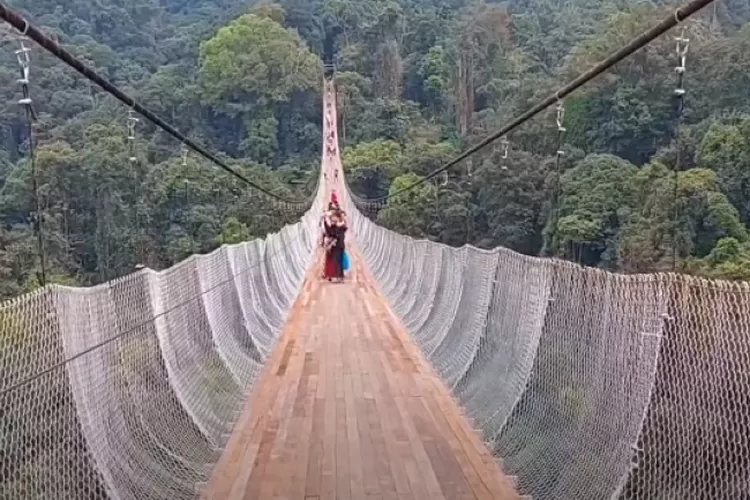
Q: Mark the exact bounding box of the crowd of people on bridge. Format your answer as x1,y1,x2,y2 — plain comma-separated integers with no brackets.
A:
325,105,336,156
325,82,338,157
320,80,347,281
321,191,348,282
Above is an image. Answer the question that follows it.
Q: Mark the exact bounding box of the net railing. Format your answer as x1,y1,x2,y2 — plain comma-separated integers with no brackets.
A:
349,196,750,499
0,188,323,499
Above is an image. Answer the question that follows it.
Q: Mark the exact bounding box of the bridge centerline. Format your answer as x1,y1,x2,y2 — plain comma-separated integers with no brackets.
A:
200,79,522,499
201,245,522,499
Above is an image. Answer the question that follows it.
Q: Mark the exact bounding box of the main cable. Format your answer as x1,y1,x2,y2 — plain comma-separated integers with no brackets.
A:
358,0,715,203
0,2,308,205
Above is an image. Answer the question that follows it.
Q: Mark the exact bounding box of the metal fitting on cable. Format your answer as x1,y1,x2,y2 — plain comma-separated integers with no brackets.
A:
127,109,139,162
15,41,35,117
555,101,566,157
674,27,689,98
15,41,30,80
499,136,509,170
500,136,509,159
14,38,34,150
181,145,188,166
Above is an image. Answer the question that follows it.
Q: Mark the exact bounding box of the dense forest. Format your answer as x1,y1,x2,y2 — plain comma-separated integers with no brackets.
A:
2,0,750,299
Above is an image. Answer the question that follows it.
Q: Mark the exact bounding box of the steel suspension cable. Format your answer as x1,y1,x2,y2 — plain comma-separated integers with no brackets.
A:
0,2,309,205
356,0,715,203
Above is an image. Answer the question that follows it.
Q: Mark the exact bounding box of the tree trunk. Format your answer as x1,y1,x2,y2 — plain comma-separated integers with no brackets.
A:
379,39,403,99
456,47,474,137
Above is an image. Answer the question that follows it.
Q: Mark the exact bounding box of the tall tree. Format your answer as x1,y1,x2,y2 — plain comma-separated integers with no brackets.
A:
199,9,322,161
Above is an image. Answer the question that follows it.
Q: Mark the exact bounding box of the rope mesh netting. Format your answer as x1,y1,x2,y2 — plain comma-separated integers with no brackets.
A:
0,189,323,499
349,203,750,499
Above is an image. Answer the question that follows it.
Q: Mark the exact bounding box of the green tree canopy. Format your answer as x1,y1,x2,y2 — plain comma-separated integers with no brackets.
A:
199,12,321,109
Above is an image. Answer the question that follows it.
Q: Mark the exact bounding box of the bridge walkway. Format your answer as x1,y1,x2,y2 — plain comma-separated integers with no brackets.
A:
201,245,522,499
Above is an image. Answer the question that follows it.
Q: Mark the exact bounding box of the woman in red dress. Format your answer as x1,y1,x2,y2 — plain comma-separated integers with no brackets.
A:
322,210,338,280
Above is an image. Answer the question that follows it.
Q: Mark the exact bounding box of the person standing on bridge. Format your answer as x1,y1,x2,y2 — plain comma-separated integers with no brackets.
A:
319,207,330,249
322,210,347,282
330,210,347,282
322,209,337,280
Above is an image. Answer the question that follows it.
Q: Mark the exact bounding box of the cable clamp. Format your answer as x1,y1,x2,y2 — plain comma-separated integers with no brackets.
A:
556,100,566,132
675,27,689,57
499,136,509,159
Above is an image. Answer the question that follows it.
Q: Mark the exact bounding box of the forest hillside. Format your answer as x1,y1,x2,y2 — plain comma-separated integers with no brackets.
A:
2,0,750,299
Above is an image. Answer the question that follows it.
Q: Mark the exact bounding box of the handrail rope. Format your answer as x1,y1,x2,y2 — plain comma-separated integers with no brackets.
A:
349,0,715,203
0,2,313,206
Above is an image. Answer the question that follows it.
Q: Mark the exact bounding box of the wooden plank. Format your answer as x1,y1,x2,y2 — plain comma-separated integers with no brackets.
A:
287,347,320,498
409,396,474,500
256,320,308,499
304,396,325,497
335,381,351,498
345,376,367,498
320,299,338,500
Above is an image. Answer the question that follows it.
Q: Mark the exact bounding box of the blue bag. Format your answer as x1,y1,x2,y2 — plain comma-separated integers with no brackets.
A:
342,251,350,272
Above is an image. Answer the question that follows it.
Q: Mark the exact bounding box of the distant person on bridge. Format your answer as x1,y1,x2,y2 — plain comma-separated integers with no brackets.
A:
319,208,330,248
320,199,338,253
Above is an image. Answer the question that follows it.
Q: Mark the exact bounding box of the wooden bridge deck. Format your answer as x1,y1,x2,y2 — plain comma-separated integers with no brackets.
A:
201,248,521,499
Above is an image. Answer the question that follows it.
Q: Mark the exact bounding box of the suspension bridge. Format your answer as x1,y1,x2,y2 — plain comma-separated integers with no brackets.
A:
2,0,750,498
